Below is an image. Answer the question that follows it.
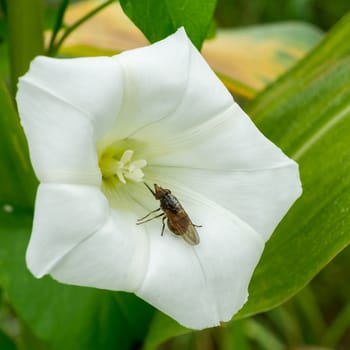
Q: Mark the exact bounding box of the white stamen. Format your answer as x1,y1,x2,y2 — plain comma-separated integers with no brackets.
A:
120,149,134,164
108,149,147,184
116,169,126,184
125,168,145,182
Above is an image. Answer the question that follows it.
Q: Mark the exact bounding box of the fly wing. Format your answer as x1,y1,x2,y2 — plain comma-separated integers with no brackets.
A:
167,209,200,245
182,223,200,245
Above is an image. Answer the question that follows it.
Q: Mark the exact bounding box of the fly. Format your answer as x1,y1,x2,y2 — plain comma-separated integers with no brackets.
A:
137,183,201,245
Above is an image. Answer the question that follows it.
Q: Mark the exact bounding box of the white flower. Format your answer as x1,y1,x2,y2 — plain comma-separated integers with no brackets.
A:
16,28,301,329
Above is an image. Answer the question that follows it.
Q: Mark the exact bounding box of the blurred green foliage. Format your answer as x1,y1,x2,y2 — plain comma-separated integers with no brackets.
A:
215,0,350,30
43,0,350,31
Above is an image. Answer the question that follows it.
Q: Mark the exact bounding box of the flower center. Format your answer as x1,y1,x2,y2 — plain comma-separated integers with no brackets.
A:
99,148,147,187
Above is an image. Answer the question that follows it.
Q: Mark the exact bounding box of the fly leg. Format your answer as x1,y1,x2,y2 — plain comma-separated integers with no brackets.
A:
137,211,164,225
161,216,167,236
137,208,161,222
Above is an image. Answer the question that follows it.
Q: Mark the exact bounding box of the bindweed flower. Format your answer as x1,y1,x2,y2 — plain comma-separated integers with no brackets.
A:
16,28,301,329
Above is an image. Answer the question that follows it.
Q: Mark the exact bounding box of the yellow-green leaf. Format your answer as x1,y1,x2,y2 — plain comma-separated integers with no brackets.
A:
58,1,322,98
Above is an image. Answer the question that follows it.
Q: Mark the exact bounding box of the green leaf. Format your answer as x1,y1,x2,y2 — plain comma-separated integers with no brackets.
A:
119,0,217,49
0,80,37,208
0,37,9,80
0,329,17,350
237,11,350,317
0,208,154,350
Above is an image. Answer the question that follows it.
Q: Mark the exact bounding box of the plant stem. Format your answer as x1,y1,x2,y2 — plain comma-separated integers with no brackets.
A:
47,0,70,56
6,0,44,96
49,0,116,56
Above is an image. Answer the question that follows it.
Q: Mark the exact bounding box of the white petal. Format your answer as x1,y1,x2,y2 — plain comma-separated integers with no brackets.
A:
113,27,232,145
145,105,292,169
147,161,301,240
30,181,264,329
17,81,101,184
51,212,149,292
27,184,149,291
140,103,301,240
26,184,110,277
115,30,299,210
98,28,232,147
19,56,124,138
127,184,264,329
